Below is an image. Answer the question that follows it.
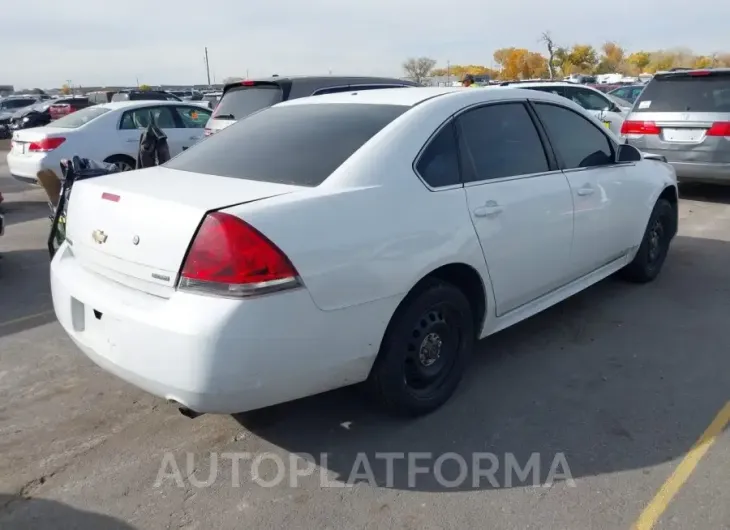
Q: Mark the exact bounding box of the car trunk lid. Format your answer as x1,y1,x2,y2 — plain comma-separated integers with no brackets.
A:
64,166,302,297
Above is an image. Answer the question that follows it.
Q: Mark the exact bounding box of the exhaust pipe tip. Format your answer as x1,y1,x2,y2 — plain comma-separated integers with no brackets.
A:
168,400,203,419
178,406,203,419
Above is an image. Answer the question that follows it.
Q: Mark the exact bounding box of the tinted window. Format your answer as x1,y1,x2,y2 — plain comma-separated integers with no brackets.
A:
120,106,177,129
166,103,407,186
212,86,283,120
50,106,111,128
633,75,730,112
534,103,614,169
415,121,460,187
457,103,549,181
1,98,35,110
565,87,610,111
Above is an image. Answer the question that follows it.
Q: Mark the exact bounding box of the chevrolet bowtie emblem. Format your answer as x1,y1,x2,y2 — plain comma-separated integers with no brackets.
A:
92,230,108,244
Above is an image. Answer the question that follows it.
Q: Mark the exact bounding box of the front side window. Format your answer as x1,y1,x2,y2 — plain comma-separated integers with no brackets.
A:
415,121,460,187
533,103,614,169
457,102,549,182
174,106,211,128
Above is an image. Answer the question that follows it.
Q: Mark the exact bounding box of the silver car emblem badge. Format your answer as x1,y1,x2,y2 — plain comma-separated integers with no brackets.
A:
132,235,140,245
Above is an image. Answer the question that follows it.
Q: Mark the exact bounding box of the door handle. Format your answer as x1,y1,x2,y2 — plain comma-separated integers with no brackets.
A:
577,186,595,196
189,136,199,141
473,200,503,218
126,139,138,143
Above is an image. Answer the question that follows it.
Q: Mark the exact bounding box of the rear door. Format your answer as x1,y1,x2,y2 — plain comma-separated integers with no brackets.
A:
205,82,284,135
457,101,575,316
621,71,730,180
118,106,186,156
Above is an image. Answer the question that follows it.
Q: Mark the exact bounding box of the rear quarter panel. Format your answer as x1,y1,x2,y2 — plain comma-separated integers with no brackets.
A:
223,100,492,315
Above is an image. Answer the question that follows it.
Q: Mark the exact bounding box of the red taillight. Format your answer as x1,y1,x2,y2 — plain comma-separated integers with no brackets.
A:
706,121,730,136
241,80,255,86
689,70,711,76
620,120,660,135
28,137,66,152
101,192,120,202
178,212,300,298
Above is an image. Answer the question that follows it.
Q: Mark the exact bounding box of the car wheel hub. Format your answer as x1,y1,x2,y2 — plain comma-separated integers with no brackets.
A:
418,332,442,367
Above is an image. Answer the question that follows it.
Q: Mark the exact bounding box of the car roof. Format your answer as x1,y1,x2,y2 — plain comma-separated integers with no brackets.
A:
97,100,196,111
278,86,570,108
499,80,578,88
654,67,730,77
222,75,418,91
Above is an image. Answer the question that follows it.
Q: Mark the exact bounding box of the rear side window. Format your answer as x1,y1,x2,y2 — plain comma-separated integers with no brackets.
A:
415,121,460,187
457,103,549,181
633,75,730,112
166,103,408,186
50,106,111,128
212,86,283,120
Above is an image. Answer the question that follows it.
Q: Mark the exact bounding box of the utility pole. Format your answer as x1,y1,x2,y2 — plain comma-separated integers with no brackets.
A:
446,61,450,86
204,47,211,87
66,79,73,94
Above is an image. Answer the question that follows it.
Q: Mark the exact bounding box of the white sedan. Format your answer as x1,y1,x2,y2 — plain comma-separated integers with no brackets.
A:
6,100,211,185
51,87,678,417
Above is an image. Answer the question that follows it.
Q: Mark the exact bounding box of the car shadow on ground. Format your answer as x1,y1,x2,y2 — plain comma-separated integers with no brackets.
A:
679,182,730,204
1,200,51,227
0,249,55,338
0,494,136,529
236,235,730,492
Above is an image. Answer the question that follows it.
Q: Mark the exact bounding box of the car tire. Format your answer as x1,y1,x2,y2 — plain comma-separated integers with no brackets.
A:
620,198,674,283
368,278,474,417
104,155,136,172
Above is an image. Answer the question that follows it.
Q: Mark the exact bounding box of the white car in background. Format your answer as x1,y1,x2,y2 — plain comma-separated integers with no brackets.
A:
499,81,628,135
6,100,211,185
51,87,678,417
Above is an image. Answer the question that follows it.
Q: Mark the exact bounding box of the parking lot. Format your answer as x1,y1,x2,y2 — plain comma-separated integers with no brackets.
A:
1,146,729,529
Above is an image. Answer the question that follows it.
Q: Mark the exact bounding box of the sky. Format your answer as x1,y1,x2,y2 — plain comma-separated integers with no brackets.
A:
2,0,729,89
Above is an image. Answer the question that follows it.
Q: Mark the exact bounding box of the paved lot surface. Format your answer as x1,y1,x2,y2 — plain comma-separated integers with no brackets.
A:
1,153,729,530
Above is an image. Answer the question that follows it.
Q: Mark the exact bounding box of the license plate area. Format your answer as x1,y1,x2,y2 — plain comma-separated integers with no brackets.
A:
11,141,26,154
662,128,706,143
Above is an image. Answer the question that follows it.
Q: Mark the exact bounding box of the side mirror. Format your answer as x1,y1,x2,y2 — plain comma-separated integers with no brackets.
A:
617,143,642,163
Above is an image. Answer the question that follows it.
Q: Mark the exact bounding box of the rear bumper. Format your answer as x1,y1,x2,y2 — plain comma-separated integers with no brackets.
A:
50,243,387,413
6,150,57,185
669,162,730,183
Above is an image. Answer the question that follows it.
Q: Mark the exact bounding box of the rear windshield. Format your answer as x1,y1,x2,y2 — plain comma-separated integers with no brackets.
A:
166,103,408,186
633,74,730,112
2,99,35,110
212,85,283,120
50,106,111,128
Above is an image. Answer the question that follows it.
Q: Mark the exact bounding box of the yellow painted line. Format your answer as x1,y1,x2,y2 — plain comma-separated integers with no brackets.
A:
632,401,730,530
0,309,55,328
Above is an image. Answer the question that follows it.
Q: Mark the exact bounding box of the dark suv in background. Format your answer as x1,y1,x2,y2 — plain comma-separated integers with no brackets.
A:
204,75,420,135
621,68,730,184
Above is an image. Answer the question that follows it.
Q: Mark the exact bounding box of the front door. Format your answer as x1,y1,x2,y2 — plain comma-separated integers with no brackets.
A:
171,105,212,151
532,101,633,277
456,101,575,316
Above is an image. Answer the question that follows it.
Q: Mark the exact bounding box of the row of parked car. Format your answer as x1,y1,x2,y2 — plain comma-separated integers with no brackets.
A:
0,88,223,140
6,68,730,187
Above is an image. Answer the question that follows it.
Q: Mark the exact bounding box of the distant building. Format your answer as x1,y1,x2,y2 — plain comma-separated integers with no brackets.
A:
0,85,14,97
